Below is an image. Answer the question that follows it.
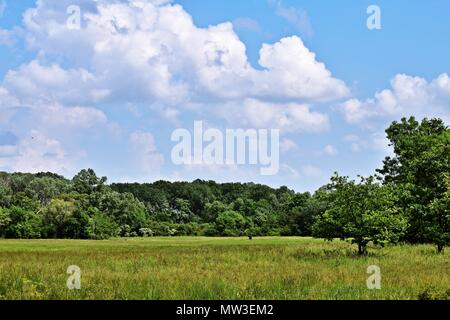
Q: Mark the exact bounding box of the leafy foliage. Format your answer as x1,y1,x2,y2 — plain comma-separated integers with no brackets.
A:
378,117,450,252
313,175,408,254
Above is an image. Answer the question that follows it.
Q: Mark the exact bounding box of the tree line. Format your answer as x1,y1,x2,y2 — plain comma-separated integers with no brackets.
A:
0,117,448,254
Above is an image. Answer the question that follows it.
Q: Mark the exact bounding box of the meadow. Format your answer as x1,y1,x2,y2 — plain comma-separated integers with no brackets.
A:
0,237,448,300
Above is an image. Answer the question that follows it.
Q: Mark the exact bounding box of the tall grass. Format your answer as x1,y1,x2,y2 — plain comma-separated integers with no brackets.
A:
0,237,448,300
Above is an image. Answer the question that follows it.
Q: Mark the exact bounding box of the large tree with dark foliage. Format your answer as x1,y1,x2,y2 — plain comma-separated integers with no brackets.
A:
312,174,407,255
377,117,450,252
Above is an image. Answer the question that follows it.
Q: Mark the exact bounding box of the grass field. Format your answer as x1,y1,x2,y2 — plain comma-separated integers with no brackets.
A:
0,237,448,300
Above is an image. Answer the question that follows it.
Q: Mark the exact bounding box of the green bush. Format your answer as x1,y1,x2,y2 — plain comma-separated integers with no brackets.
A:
86,212,119,240
1,207,42,239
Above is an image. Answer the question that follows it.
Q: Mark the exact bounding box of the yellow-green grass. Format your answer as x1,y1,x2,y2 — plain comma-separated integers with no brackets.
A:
0,237,448,300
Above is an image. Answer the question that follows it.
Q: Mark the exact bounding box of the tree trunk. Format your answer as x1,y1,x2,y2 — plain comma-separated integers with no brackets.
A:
358,242,365,255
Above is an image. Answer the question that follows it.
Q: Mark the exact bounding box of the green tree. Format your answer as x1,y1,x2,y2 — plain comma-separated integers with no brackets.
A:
378,117,450,249
313,174,408,255
91,191,148,234
204,201,230,222
41,199,76,238
1,207,42,239
25,177,70,206
86,211,119,240
0,208,12,237
281,192,315,236
215,210,246,236
172,198,196,223
0,179,12,208
10,192,39,212
72,169,107,195
427,175,450,253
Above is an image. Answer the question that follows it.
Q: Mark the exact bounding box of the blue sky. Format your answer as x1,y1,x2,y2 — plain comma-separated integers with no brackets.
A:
0,0,449,192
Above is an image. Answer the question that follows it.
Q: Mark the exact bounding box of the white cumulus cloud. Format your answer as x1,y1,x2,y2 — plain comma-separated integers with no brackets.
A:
339,73,450,124
240,98,330,133
0,130,73,175
10,0,349,110
322,145,337,156
129,131,165,175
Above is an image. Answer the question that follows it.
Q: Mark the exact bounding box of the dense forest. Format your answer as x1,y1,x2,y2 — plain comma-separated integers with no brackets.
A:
0,117,449,253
